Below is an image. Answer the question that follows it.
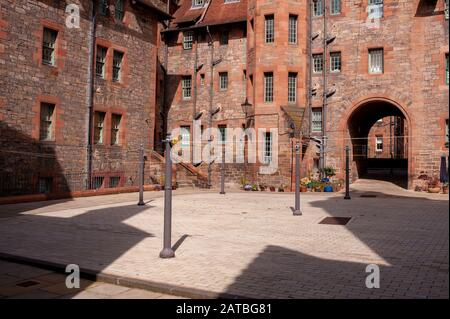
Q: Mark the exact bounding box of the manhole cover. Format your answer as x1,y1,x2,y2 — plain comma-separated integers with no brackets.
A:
360,194,377,198
16,280,40,288
319,217,352,225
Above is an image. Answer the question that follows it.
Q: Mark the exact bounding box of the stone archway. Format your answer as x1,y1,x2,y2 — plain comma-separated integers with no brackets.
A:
345,98,412,189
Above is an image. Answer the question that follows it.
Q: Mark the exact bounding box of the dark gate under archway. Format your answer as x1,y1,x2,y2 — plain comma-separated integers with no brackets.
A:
347,100,409,189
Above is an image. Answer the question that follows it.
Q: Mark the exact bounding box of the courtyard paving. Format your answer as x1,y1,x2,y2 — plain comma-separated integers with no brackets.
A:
0,180,448,299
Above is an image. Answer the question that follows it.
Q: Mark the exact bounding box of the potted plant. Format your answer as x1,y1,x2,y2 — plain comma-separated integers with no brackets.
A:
300,177,310,192
269,186,276,192
278,184,285,192
252,184,259,191
427,177,441,193
259,183,267,191
323,183,333,193
322,166,336,179
442,182,449,194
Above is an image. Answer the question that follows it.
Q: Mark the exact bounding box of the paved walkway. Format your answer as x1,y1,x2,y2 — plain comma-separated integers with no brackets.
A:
0,260,184,299
0,181,448,299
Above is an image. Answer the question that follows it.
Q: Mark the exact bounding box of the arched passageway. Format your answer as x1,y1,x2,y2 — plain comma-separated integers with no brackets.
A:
347,99,410,188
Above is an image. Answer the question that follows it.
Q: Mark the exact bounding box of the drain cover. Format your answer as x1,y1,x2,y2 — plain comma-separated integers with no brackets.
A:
360,194,377,198
319,217,352,225
16,280,40,288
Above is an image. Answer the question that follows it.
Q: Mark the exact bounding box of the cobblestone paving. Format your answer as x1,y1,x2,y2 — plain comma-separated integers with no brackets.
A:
0,260,184,299
0,181,448,299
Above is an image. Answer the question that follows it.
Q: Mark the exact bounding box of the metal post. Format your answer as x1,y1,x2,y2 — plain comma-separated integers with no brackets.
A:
138,144,145,206
293,143,302,216
220,143,225,195
160,134,175,259
345,145,351,200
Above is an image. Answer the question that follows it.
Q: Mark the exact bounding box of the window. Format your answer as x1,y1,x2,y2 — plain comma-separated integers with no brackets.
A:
192,0,205,8
183,32,193,50
220,31,229,45
92,176,104,189
376,136,383,152
368,0,383,18
38,177,53,194
112,50,124,82
109,176,121,188
200,73,205,86
311,108,322,132
42,28,57,66
446,53,449,85
182,76,192,99
218,125,227,144
264,132,272,164
264,72,274,103
330,0,341,15
265,15,274,44
94,111,106,144
40,103,55,141
219,72,228,91
180,126,190,147
288,72,297,103
330,52,341,72
96,46,107,78
446,119,449,148
288,15,298,44
115,0,124,21
369,48,384,74
313,54,323,73
111,114,122,146
98,0,108,16
313,0,323,17
445,0,449,20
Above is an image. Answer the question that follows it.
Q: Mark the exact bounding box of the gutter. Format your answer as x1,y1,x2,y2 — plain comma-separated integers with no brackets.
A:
86,1,97,189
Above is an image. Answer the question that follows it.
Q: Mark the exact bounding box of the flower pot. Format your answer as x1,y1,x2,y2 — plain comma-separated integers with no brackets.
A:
324,185,333,193
270,187,276,192
428,187,441,194
443,186,449,194
300,186,308,193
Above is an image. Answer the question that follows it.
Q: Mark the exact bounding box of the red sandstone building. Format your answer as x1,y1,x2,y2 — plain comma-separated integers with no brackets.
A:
0,0,448,197
161,0,449,189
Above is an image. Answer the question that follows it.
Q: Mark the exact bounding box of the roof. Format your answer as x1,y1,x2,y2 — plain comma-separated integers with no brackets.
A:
281,105,306,138
134,0,173,20
170,0,247,30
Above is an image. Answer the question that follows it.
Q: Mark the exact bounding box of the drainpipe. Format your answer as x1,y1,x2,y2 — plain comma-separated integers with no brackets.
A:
86,1,97,189
308,0,313,136
206,25,214,188
322,0,328,177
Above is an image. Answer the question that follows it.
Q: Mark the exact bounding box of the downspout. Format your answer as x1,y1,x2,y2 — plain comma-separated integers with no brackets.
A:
86,0,97,189
206,25,214,188
308,0,313,137
322,0,328,177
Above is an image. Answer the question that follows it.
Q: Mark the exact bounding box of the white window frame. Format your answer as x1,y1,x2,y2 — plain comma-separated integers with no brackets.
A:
111,113,122,146
330,0,341,15
263,132,273,164
265,15,274,44
94,111,106,145
192,0,205,8
42,28,57,66
311,108,322,132
40,103,55,141
183,31,194,50
288,15,298,44
288,72,297,103
219,72,228,91
330,51,341,73
369,48,384,74
112,50,124,82
180,126,191,147
375,136,383,152
96,46,107,78
264,72,274,103
313,54,323,73
313,0,323,17
182,76,192,100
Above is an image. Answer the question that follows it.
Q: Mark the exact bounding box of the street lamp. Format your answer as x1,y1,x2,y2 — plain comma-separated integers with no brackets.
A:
241,98,253,119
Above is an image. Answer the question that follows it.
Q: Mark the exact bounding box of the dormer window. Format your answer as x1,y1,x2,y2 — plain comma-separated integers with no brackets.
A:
192,0,205,8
